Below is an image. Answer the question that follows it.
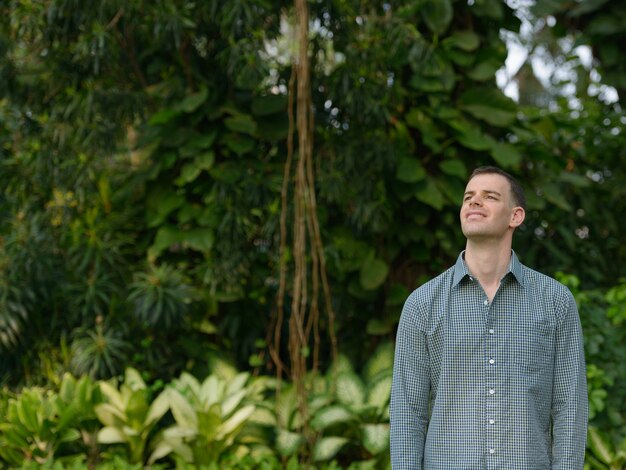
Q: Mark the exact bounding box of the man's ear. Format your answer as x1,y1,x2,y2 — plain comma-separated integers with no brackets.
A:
510,207,525,228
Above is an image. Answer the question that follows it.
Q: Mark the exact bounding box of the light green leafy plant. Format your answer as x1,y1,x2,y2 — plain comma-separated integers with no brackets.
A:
148,369,273,466
0,373,102,466
276,342,393,469
94,368,169,464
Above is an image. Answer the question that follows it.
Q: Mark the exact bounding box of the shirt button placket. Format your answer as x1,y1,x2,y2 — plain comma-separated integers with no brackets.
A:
485,299,497,469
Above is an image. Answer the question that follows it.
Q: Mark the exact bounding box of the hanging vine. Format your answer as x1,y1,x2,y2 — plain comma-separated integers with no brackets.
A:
269,0,339,453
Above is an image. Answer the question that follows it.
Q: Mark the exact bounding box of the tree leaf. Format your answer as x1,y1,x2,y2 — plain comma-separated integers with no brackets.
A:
459,88,517,127
224,114,257,135
443,30,480,51
415,179,446,210
490,142,522,168
542,183,572,211
175,163,202,185
439,160,467,178
421,0,453,35
251,94,288,116
359,257,389,291
396,157,426,183
147,191,185,227
456,126,496,151
222,133,255,155
178,88,208,113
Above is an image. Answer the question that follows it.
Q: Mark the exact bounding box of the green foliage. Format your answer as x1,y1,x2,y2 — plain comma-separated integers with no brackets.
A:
149,370,273,466
276,343,393,468
128,264,197,329
95,368,169,464
1,5,626,470
70,323,129,380
586,426,626,470
0,373,102,467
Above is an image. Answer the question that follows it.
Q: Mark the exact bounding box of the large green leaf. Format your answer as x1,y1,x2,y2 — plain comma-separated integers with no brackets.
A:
312,436,350,462
276,429,304,456
439,160,467,179
542,183,572,211
587,426,614,464
176,163,201,185
359,257,389,291
221,389,246,418
366,375,392,410
146,191,185,228
336,372,366,409
361,423,390,455
182,228,215,253
490,142,522,168
217,404,255,438
455,125,496,151
442,30,480,51
459,88,517,127
222,133,255,155
467,58,502,81
224,114,257,136
97,426,126,444
396,157,426,183
251,94,288,116
559,171,590,187
145,390,170,428
364,342,395,383
310,405,355,431
167,389,198,431
421,0,453,34
415,179,446,210
178,89,208,113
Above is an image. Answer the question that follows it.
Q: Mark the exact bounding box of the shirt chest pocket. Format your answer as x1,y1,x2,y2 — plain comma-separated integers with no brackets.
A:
515,317,555,373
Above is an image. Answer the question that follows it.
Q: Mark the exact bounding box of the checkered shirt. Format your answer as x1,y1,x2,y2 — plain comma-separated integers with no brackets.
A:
390,251,588,469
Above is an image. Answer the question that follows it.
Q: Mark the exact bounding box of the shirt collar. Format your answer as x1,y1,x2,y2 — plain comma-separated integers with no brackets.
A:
452,250,525,287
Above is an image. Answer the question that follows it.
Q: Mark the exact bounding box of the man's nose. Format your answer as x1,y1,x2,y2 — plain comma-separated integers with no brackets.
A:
469,195,482,206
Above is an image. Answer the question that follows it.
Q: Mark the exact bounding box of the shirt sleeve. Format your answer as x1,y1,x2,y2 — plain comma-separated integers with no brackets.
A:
390,293,430,470
551,288,588,469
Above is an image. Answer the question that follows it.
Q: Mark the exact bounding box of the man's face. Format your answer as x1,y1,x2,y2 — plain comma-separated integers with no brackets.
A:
460,173,520,241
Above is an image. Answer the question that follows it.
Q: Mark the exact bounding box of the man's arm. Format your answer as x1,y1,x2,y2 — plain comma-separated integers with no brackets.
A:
390,294,430,470
551,288,588,469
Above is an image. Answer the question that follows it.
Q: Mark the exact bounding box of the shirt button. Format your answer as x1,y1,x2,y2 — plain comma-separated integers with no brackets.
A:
488,328,495,334
489,358,495,365
488,388,495,395
489,419,495,425
483,300,489,306
489,448,496,454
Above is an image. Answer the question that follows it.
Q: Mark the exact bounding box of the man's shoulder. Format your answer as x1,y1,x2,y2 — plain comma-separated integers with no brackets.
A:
405,266,455,306
520,263,575,302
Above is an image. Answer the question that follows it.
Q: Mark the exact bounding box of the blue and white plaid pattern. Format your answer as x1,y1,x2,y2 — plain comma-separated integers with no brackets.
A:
390,252,588,469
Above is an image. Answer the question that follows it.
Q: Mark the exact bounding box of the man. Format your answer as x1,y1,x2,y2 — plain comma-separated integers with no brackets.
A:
390,166,588,469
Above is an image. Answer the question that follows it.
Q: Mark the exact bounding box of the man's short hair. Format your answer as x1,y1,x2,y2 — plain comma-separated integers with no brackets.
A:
469,166,526,210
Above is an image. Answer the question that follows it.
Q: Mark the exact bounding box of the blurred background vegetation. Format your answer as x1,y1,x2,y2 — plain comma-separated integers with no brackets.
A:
0,0,625,468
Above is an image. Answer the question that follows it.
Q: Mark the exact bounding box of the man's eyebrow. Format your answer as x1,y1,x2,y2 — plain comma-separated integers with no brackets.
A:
463,190,502,197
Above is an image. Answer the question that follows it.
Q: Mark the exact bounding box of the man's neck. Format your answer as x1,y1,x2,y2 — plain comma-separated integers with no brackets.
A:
464,240,513,300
